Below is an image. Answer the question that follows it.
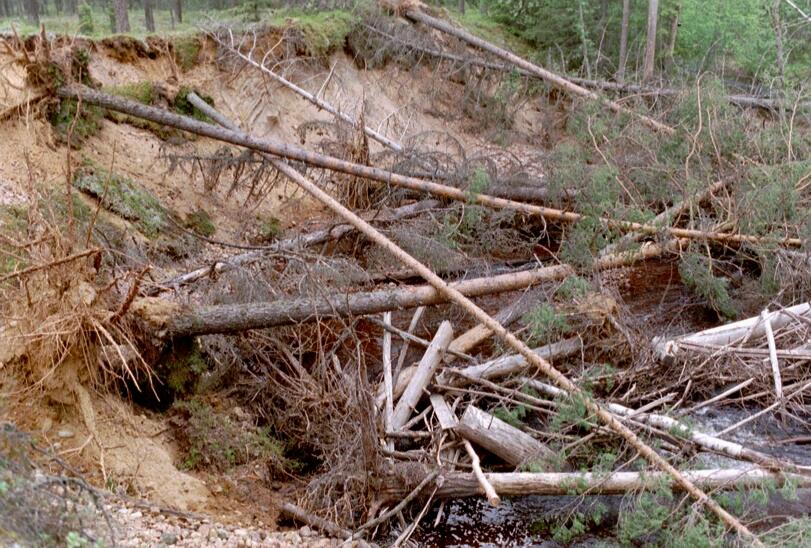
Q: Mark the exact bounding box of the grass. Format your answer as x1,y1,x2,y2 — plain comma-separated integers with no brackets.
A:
184,209,216,237
268,9,356,57
450,8,535,58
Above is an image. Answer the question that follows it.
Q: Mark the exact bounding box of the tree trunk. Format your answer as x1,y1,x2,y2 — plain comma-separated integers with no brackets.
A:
458,0,464,14
456,406,553,467
59,86,803,249
617,0,631,82
642,0,658,80
114,0,130,32
26,0,40,26
382,467,811,500
174,0,182,23
144,0,155,32
771,0,786,91
65,0,76,15
666,2,680,67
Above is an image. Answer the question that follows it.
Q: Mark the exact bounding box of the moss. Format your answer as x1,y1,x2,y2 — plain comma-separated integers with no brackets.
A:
185,209,215,237
172,87,214,122
106,81,156,105
73,166,167,238
269,10,356,57
48,99,103,148
172,36,202,71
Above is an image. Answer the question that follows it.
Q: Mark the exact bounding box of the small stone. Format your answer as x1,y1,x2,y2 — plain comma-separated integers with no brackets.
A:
218,529,229,539
160,532,178,545
57,428,75,439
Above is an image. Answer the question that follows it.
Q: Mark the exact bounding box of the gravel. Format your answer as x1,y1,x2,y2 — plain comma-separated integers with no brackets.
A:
111,503,355,547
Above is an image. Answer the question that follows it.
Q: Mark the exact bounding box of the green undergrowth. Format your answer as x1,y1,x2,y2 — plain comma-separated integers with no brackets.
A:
173,397,298,475
184,209,216,237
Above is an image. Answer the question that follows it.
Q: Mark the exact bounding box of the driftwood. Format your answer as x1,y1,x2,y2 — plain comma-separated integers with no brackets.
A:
399,8,674,134
154,198,439,292
82,87,757,542
384,467,811,499
456,405,553,467
278,502,352,539
522,378,803,473
58,86,804,250
655,302,811,360
441,337,582,385
391,321,453,430
140,243,673,338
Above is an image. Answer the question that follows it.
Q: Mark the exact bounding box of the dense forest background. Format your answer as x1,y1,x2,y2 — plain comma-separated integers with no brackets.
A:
1,0,809,93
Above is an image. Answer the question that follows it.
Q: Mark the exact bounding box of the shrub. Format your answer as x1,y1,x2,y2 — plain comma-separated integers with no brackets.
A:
524,303,569,345
185,209,216,237
679,251,736,320
77,3,94,35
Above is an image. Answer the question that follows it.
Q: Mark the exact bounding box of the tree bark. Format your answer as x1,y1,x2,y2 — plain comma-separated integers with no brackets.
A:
136,241,672,338
114,0,130,32
456,405,553,467
382,467,811,500
390,322,453,431
144,0,155,32
642,0,658,80
174,0,182,23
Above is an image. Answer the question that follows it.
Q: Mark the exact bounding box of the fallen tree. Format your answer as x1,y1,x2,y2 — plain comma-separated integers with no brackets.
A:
383,467,811,499
395,6,675,134
153,198,440,292
57,85,804,249
137,242,673,337
77,86,760,542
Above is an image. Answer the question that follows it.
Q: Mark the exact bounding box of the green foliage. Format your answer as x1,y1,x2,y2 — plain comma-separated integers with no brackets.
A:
163,338,208,395
185,209,216,237
679,252,737,320
73,165,168,238
618,489,674,545
556,276,590,300
737,165,801,238
77,3,94,35
172,36,202,71
48,99,103,148
762,517,811,547
493,403,527,428
524,303,569,346
550,389,592,432
174,398,293,473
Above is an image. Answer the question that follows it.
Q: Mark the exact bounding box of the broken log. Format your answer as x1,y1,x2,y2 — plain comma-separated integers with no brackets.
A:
142,243,672,338
106,89,758,541
383,467,811,499
59,86,804,250
154,198,440,292
456,405,553,467
398,8,674,134
441,337,582,385
655,302,811,360
391,321,453,430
